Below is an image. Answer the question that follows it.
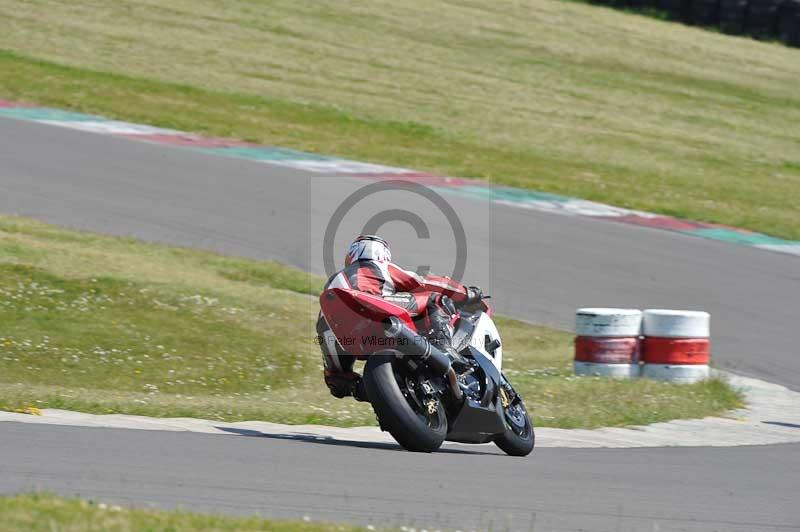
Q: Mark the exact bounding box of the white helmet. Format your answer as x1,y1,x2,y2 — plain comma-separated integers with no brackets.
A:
345,235,391,266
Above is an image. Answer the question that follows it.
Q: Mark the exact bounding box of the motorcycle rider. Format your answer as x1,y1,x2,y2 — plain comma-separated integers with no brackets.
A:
316,235,482,400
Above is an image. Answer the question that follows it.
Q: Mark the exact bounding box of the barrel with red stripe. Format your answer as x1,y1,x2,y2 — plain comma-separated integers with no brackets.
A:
573,308,641,378
641,310,710,383
575,336,641,364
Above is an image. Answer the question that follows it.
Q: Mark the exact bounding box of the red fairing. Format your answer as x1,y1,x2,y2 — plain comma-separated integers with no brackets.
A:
481,299,493,318
319,288,417,358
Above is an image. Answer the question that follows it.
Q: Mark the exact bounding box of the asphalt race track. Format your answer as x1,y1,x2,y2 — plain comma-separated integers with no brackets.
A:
1,116,800,531
2,423,799,532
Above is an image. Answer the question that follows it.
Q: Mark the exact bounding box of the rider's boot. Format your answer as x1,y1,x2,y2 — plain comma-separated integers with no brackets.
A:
324,369,368,401
318,314,367,401
425,295,471,371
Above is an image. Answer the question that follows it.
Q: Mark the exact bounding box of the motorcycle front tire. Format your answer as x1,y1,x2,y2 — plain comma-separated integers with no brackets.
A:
494,406,535,457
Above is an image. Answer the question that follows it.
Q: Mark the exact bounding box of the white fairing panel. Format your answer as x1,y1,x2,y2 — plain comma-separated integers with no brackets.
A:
470,313,503,371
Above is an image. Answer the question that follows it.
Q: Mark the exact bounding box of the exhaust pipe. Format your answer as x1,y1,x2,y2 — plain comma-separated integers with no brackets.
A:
383,316,463,402
383,316,451,375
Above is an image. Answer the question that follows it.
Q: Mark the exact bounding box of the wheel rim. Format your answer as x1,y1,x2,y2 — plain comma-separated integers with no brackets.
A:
395,364,444,431
504,401,531,438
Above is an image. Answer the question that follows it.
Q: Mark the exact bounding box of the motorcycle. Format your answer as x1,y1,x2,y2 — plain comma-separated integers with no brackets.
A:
319,287,534,456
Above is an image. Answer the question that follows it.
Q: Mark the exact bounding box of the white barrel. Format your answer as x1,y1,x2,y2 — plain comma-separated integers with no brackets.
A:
642,309,710,338
641,364,710,384
575,308,642,337
574,361,641,379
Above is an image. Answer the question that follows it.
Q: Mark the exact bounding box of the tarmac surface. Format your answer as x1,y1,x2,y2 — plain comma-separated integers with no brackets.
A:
2,422,799,532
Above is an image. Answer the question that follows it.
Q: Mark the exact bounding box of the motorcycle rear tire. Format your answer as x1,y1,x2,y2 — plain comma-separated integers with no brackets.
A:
364,353,447,453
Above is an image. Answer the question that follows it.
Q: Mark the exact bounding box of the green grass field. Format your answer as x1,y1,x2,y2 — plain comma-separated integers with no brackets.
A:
1,1,799,238
0,217,741,429
0,493,367,532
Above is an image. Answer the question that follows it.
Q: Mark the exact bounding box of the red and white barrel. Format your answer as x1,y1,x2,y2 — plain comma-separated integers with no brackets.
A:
641,309,710,383
574,308,642,378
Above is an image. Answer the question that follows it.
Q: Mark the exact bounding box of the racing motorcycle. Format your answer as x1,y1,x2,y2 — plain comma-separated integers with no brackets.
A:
319,287,534,456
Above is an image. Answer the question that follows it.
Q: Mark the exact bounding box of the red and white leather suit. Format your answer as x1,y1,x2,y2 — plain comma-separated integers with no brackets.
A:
316,259,470,398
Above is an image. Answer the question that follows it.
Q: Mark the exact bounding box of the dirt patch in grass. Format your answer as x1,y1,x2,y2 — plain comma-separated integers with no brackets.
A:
0,216,742,428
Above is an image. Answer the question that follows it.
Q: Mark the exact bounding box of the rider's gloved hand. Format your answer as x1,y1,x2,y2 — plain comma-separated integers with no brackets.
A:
456,286,483,308
466,286,483,302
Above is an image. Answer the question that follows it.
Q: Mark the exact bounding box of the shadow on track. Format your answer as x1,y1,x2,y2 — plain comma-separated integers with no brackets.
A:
215,426,500,455
762,421,800,429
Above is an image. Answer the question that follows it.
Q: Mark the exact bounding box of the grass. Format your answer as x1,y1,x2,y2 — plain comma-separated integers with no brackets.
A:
0,216,742,429
0,2,799,239
0,493,369,532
